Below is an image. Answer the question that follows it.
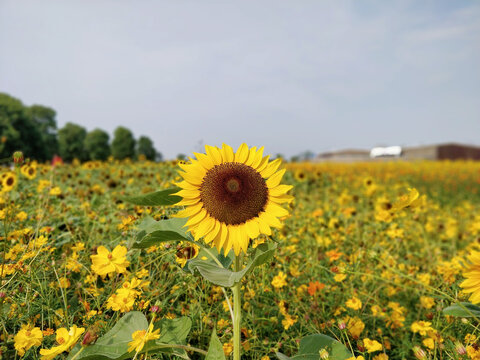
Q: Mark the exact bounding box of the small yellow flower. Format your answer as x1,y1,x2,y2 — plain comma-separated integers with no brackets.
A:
282,314,297,330
363,338,383,353
39,325,85,360
90,245,130,276
127,323,160,353
422,337,434,350
14,324,43,356
346,296,362,310
271,271,287,288
49,186,62,196
419,296,435,309
411,321,433,336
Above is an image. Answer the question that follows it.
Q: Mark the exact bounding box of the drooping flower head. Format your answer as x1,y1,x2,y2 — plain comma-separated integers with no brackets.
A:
174,143,293,255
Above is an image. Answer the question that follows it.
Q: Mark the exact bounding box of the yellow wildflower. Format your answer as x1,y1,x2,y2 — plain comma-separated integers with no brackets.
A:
363,338,383,353
14,324,43,356
346,296,362,310
39,325,85,360
271,271,287,288
127,323,160,353
411,321,433,336
90,245,130,276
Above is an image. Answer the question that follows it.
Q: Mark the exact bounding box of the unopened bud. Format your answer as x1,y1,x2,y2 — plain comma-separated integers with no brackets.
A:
82,329,98,346
338,322,346,330
319,349,329,359
455,342,467,355
13,151,24,166
150,305,160,313
0,292,6,299
413,346,427,359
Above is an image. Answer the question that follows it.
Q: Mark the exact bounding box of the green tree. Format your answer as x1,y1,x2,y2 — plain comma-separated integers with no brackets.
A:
0,93,46,160
84,129,110,161
136,135,158,161
26,105,58,160
58,122,88,162
111,126,135,160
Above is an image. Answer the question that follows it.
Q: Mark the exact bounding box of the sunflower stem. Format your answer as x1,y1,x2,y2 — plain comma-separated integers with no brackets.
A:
233,254,242,360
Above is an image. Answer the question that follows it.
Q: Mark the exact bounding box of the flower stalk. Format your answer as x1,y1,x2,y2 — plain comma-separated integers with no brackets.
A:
233,254,242,360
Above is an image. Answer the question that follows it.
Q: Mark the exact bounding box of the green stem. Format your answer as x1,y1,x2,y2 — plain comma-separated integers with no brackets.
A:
233,255,242,360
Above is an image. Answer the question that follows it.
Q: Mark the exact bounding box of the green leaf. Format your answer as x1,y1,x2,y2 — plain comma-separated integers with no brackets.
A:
67,313,192,360
67,311,148,360
276,334,352,360
156,317,192,344
133,217,191,249
187,242,277,287
443,302,480,317
122,188,181,206
205,328,226,360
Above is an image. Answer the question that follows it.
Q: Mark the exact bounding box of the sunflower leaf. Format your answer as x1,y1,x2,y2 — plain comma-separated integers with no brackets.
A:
122,188,181,206
443,302,480,317
66,313,192,360
187,242,277,287
133,217,191,249
275,334,352,360
205,327,226,360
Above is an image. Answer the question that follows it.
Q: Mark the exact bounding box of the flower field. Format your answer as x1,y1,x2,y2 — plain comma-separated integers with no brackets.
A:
1,156,480,359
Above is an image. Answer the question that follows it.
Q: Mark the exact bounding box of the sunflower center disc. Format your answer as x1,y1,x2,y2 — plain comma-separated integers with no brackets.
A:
200,162,268,225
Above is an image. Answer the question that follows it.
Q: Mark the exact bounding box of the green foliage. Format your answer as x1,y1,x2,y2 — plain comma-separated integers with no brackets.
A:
58,122,88,162
137,135,158,161
111,126,136,160
84,128,110,161
0,93,163,163
0,93,49,160
206,328,226,360
133,216,190,249
187,242,277,287
122,188,181,206
276,334,353,360
67,312,192,360
443,302,480,317
27,104,59,160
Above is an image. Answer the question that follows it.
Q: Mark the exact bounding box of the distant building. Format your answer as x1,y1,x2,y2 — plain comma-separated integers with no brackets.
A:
316,143,480,162
403,143,480,161
316,149,370,162
370,146,402,158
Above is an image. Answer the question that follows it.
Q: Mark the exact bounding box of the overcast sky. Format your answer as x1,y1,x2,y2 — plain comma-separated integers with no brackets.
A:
1,1,479,159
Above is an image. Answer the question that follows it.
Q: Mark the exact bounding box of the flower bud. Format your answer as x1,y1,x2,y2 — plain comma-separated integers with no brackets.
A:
455,342,467,355
319,348,329,359
13,151,24,166
82,328,98,346
413,346,427,359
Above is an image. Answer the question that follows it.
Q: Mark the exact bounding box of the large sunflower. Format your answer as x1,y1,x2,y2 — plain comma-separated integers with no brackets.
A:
460,250,480,304
174,143,293,255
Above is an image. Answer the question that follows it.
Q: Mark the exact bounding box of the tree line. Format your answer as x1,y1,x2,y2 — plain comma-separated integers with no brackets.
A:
0,93,161,162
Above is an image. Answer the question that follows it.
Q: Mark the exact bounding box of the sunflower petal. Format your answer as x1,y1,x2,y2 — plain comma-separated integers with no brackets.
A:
185,208,207,227
260,158,282,178
194,216,216,240
266,168,286,188
245,219,260,240
235,143,249,163
251,147,264,168
221,143,235,163
245,146,257,166
205,145,223,166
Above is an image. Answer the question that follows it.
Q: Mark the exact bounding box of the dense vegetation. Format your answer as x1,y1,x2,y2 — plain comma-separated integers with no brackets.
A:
0,93,160,162
1,158,479,359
